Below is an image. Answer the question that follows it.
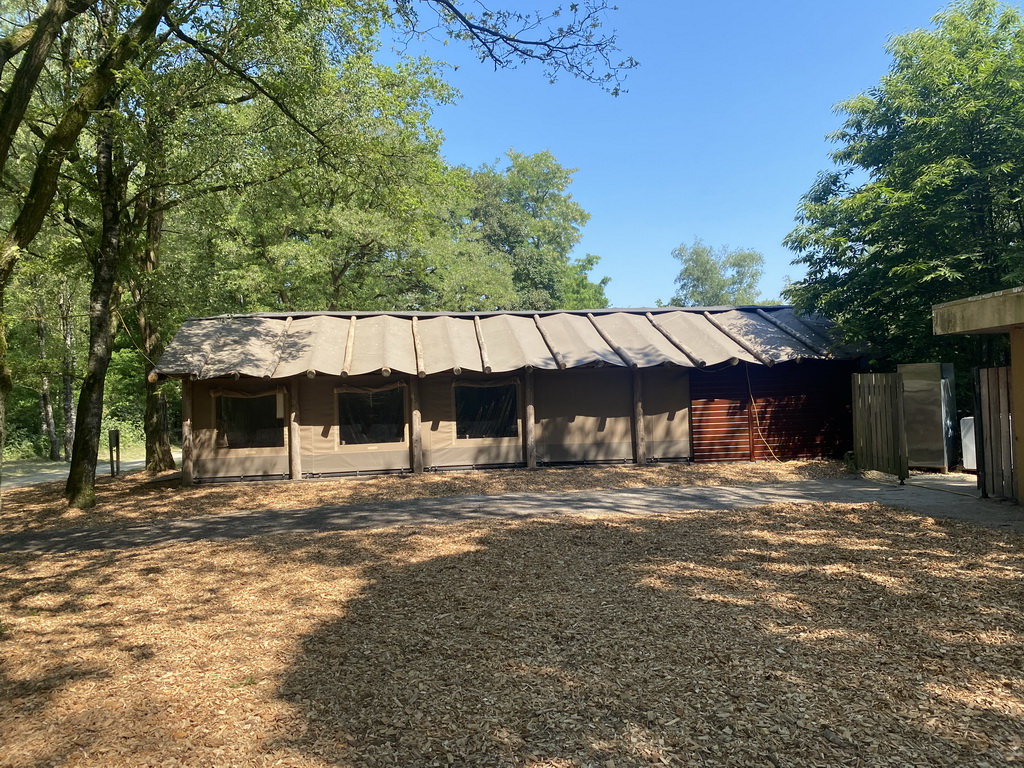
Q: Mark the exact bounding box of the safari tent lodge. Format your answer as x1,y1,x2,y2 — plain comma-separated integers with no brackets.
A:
152,307,857,483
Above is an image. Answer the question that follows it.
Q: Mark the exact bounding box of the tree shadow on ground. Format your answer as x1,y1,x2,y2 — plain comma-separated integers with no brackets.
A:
2,500,1022,767
273,504,1024,767
0,459,852,536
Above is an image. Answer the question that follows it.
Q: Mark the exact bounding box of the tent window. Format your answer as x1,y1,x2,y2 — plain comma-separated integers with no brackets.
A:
216,394,284,449
338,388,406,445
455,383,518,439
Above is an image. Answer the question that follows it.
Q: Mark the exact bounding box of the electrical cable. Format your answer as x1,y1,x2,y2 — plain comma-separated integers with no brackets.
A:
113,309,158,368
745,363,784,463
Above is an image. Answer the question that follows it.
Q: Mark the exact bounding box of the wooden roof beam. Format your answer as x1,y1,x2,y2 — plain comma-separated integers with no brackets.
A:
473,315,493,374
755,309,830,357
702,311,775,366
411,317,427,378
262,316,293,379
340,315,356,378
645,312,707,368
533,314,567,370
587,312,638,368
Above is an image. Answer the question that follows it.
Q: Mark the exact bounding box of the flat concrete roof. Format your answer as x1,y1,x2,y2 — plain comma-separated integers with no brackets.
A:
933,286,1024,335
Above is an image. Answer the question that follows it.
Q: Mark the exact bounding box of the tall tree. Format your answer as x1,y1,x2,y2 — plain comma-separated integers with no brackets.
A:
469,150,608,310
784,0,1024,364
60,1,458,504
0,0,634,503
665,238,764,307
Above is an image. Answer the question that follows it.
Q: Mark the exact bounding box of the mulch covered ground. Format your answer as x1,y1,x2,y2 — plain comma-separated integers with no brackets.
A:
0,460,848,534
1,464,1022,767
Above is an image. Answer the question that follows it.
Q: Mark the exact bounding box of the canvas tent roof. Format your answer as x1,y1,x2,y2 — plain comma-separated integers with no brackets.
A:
153,306,845,381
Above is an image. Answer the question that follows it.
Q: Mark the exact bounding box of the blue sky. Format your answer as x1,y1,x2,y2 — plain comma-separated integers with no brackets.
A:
403,0,1011,308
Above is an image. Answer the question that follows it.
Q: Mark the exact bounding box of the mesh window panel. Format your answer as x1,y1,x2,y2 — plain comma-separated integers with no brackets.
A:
338,388,405,445
216,395,284,449
455,384,518,439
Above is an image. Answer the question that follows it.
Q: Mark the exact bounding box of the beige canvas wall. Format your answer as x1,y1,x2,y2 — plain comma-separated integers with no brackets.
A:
299,375,411,475
420,374,524,468
534,368,633,462
191,378,290,479
642,368,692,460
190,367,690,478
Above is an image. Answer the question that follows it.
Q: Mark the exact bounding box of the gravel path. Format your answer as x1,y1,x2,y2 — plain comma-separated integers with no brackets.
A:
2,475,1020,554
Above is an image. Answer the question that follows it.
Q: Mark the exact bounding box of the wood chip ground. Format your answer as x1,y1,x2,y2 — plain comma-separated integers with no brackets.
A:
0,460,848,534
1,462,1022,766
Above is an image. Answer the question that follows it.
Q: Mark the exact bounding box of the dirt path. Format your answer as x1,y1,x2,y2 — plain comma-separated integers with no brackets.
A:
0,453,181,489
2,475,1020,554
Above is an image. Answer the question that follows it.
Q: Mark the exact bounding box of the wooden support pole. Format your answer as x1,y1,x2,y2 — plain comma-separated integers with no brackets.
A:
341,316,356,378
1011,328,1024,503
524,368,537,469
754,308,830,357
288,378,302,481
973,367,988,498
534,314,567,369
263,316,293,378
645,312,707,368
588,312,638,368
633,367,647,465
411,317,426,378
703,311,775,366
474,316,492,374
409,376,424,473
181,378,194,485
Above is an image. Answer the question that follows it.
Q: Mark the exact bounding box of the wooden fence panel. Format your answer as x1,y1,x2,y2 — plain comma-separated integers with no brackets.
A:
978,367,1015,500
852,373,909,480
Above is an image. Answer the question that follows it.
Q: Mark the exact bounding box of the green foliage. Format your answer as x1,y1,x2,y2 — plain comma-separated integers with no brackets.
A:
98,413,147,460
665,238,764,307
559,253,611,310
784,0,1024,365
0,0,624,467
469,150,609,310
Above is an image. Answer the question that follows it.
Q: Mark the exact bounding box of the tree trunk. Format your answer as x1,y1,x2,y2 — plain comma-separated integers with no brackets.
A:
133,117,175,471
65,72,121,509
58,283,76,461
0,295,11,513
39,376,60,460
64,278,117,508
34,307,61,460
0,0,173,490
64,258,119,509
144,379,174,470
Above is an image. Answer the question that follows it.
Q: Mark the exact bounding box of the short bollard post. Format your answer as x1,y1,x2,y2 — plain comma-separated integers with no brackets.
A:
109,429,120,476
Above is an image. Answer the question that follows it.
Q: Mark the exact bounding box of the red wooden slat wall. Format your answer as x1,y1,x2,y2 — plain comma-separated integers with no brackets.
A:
689,361,855,462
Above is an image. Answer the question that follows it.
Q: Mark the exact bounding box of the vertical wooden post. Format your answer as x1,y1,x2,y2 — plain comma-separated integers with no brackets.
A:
524,368,537,469
409,376,424,473
745,367,756,462
895,372,909,483
1011,329,1024,503
998,367,1013,498
633,367,647,465
181,378,194,485
288,378,302,481
973,367,987,498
